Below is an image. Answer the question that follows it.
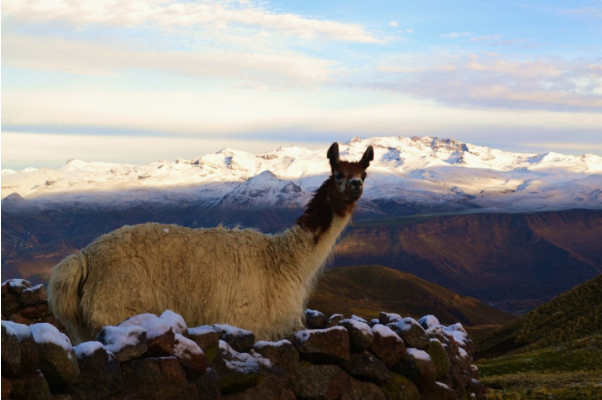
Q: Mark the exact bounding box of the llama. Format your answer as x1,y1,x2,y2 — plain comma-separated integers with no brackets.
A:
48,142,374,344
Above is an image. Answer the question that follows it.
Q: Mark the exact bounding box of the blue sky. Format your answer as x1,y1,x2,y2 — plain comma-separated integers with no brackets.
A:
2,0,602,169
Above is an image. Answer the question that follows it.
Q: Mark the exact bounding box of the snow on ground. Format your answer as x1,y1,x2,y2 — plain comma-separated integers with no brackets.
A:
2,136,601,212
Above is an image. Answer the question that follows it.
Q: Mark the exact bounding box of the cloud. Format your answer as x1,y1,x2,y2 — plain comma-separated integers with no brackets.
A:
374,52,602,112
470,34,502,42
389,21,398,27
2,34,333,85
440,32,472,39
2,0,382,43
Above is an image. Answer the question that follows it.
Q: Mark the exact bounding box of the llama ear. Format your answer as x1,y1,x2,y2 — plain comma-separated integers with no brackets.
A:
327,142,340,170
360,145,374,169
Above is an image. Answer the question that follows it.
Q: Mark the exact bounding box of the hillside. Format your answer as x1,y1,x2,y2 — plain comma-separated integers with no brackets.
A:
475,273,602,359
307,265,515,337
334,209,602,314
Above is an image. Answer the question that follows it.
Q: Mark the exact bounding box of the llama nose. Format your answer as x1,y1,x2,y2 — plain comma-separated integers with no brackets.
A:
349,179,363,190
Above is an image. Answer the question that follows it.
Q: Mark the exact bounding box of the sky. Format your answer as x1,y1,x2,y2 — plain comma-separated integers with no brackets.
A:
2,0,602,170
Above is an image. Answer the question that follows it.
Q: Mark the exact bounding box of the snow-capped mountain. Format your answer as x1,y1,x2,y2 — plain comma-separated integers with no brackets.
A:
2,136,601,213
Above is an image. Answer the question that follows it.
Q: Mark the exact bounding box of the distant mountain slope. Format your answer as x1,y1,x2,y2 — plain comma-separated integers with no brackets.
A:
307,265,515,331
475,274,602,359
333,209,602,314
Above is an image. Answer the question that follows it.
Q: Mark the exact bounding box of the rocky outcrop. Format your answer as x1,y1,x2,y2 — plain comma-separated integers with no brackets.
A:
1,280,487,400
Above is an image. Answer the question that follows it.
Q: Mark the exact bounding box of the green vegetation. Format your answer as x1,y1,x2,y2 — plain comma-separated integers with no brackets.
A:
478,334,602,400
307,265,514,335
476,274,602,399
477,274,602,358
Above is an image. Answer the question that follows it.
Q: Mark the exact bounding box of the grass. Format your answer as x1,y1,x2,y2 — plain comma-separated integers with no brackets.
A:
478,334,602,400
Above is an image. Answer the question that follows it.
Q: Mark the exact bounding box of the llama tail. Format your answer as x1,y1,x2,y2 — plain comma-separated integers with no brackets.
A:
48,252,89,342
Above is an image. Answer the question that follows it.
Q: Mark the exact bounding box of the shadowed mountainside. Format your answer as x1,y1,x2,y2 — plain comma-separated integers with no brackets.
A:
475,273,602,360
307,265,515,339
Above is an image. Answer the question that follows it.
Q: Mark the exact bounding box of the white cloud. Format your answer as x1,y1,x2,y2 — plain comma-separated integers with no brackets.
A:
2,34,333,84
470,34,502,42
389,21,398,27
2,0,382,43
405,29,415,34
440,32,472,39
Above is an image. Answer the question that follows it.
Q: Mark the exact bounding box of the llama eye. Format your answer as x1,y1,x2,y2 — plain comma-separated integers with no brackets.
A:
335,173,344,180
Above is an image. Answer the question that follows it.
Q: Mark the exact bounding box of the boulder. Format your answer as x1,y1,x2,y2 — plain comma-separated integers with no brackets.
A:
9,314,30,326
214,324,255,353
420,381,456,400
305,309,328,329
193,367,222,400
290,326,350,364
97,325,148,363
417,315,440,331
5,279,32,295
174,333,209,374
213,340,261,394
343,350,392,385
30,323,80,387
252,339,299,373
188,325,220,362
289,363,363,400
19,284,47,306
393,348,437,390
117,311,186,356
326,313,344,328
380,372,420,400
1,377,11,399
118,356,198,400
338,319,374,352
1,292,21,317
19,304,51,319
427,339,451,379
369,324,406,368
378,312,402,325
7,370,51,400
390,318,430,351
1,322,21,377
2,321,39,374
68,341,121,400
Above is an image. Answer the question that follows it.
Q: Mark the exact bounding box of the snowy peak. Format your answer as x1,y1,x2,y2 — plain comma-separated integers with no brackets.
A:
2,136,601,214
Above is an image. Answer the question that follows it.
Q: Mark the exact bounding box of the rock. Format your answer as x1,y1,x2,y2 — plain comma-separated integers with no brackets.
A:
369,318,379,327
117,311,186,356
214,324,255,353
1,281,9,295
1,377,12,399
290,326,350,364
252,339,299,374
378,312,402,325
20,304,51,319
68,341,121,400
147,328,176,357
97,325,147,363
213,340,261,394
7,370,51,400
338,319,374,352
2,321,39,374
427,339,451,379
288,363,346,400
193,367,222,400
381,372,420,400
468,377,488,400
1,322,21,377
189,325,220,362
326,313,344,328
305,309,328,329
30,323,80,387
390,318,430,351
118,356,198,400
174,333,209,374
5,279,32,295
20,284,47,306
420,381,456,400
343,350,392,385
223,364,289,400
417,315,440,331
369,324,406,368
393,348,437,390
1,292,21,317
9,314,31,326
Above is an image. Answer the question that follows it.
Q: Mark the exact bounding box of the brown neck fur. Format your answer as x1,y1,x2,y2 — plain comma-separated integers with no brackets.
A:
296,176,355,242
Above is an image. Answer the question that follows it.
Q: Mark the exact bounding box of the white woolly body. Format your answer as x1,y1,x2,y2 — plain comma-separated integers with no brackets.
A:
49,214,351,344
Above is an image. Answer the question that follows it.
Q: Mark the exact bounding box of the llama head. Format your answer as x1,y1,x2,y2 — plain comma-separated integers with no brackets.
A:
326,142,374,214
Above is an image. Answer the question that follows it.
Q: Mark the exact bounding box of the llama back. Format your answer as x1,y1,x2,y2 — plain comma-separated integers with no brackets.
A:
71,222,279,341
